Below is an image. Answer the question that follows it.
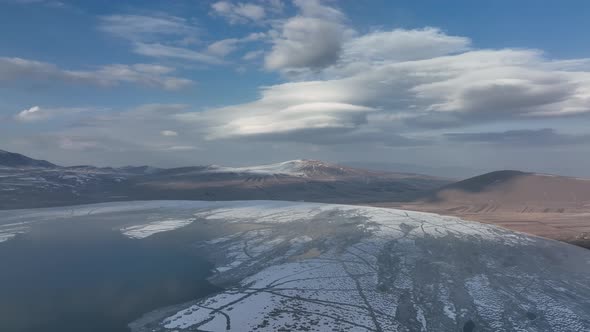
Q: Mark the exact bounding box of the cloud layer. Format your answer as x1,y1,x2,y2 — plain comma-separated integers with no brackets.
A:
445,128,590,146
3,0,590,173
182,1,590,147
211,1,266,24
0,57,193,90
98,14,199,42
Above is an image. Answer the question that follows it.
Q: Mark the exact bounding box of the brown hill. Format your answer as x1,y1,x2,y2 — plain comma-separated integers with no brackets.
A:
375,171,590,249
427,170,590,213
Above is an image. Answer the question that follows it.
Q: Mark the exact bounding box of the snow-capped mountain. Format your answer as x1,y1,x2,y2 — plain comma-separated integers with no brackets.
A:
0,150,162,209
205,159,386,178
0,150,449,209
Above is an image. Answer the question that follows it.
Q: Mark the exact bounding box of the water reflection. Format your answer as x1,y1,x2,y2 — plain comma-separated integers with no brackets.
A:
0,221,219,332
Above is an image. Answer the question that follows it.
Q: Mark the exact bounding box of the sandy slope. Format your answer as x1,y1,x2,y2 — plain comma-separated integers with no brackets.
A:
374,171,590,248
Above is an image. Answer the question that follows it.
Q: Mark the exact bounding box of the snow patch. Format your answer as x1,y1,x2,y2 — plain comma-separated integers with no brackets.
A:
121,218,196,239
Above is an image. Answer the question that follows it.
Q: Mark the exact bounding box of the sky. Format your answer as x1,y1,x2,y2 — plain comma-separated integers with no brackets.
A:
1,0,590,177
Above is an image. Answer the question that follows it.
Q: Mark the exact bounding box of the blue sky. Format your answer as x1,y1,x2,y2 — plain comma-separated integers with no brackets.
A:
1,0,590,176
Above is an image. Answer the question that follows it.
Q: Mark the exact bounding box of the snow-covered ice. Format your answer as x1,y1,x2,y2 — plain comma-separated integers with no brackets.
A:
1,200,589,331
127,201,590,332
120,218,196,239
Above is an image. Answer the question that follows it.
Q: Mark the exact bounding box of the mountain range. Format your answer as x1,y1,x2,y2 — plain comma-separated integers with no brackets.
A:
0,149,449,209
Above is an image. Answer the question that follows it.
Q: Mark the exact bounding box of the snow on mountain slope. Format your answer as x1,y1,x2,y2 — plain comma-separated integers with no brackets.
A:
2,200,587,331
0,152,449,210
207,160,310,176
0,164,160,209
206,159,379,178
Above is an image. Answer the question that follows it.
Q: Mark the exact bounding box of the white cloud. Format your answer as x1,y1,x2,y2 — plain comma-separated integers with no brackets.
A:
243,32,267,41
343,27,470,63
86,2,590,147
160,130,179,137
208,1,349,71
201,102,375,139
445,128,590,146
99,14,233,65
206,33,268,59
265,16,348,71
98,14,199,42
243,50,264,61
165,145,198,151
263,0,352,72
132,42,225,65
98,11,269,66
5,0,68,8
16,104,198,156
406,50,590,119
7,2,590,172
14,106,91,122
0,57,194,90
70,63,194,90
14,106,45,122
179,22,590,145
130,103,190,116
206,38,240,57
56,136,105,151
293,0,344,21
261,0,284,14
211,1,266,24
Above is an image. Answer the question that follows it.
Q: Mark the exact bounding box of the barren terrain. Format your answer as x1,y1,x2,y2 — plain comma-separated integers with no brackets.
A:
372,171,590,249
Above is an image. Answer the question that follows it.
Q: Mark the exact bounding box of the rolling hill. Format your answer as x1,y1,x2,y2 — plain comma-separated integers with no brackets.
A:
0,149,56,168
427,170,590,213
377,170,590,249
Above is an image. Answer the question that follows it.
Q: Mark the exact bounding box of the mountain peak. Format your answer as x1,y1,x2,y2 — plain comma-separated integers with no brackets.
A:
440,170,529,193
0,149,56,168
